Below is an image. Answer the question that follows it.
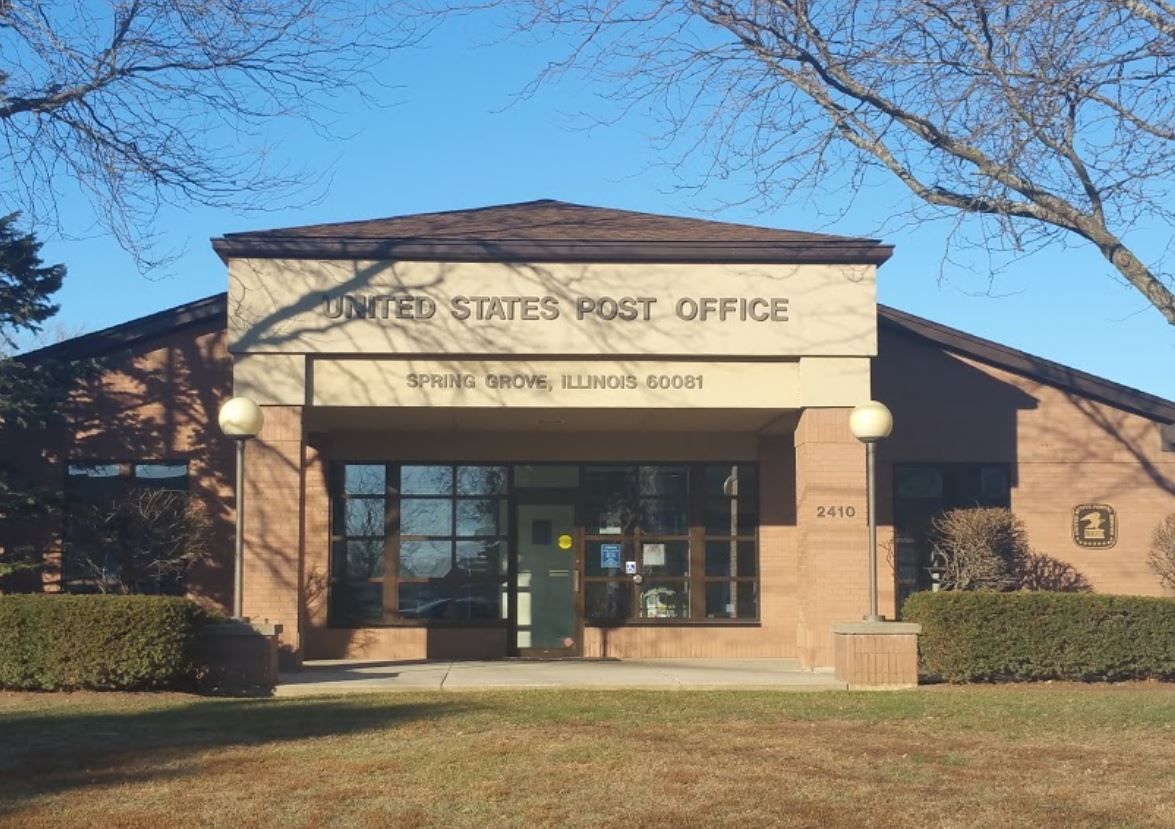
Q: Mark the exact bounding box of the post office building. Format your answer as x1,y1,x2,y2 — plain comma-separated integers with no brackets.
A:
5,200,1173,668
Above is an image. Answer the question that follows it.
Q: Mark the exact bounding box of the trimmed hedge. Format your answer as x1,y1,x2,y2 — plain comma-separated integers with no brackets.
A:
902,591,1175,683
0,594,204,691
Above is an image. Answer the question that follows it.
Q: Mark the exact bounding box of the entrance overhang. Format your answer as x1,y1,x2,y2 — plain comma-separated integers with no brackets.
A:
237,353,870,414
304,405,801,434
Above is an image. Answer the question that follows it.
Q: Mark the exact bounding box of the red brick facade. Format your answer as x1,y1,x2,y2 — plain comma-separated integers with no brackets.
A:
2,300,1172,668
0,318,234,608
874,323,1174,600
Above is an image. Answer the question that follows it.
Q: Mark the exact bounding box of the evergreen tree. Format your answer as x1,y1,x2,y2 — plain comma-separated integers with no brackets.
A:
0,213,69,580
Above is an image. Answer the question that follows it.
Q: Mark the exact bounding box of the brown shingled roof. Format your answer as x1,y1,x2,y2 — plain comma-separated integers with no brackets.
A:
211,199,893,265
226,199,857,242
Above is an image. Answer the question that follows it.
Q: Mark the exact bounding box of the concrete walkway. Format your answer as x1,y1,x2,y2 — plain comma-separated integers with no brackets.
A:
276,658,845,696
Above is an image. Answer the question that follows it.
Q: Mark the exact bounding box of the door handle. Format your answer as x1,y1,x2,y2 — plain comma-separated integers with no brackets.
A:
573,569,580,593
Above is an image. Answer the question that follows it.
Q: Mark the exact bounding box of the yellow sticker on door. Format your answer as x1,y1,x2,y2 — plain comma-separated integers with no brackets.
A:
557,533,573,550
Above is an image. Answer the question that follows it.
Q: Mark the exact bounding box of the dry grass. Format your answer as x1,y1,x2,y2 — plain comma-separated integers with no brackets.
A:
2,685,1175,828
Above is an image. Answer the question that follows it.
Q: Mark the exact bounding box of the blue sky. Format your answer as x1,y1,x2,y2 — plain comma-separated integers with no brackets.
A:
26,13,1175,400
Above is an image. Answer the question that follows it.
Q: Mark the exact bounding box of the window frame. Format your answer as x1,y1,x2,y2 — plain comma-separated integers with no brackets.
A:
61,459,192,594
581,463,693,622
892,461,1013,603
329,463,511,627
328,460,761,629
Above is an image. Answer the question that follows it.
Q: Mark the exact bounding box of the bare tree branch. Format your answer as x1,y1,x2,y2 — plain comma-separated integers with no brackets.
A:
445,0,1175,323
0,0,427,269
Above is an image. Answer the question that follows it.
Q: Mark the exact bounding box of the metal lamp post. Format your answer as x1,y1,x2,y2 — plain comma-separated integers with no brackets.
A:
217,397,264,619
850,401,894,623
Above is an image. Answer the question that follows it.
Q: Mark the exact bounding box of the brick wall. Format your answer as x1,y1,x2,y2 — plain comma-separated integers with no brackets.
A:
875,326,1175,604
0,323,234,608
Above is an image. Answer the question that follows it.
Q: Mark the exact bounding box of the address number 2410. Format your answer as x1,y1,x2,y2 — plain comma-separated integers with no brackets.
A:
816,505,857,518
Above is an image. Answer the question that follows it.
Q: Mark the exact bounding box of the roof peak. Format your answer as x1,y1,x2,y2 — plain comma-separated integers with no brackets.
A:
211,199,892,265
218,198,872,242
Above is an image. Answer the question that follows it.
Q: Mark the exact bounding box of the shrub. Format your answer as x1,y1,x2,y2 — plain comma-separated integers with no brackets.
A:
930,507,1090,592
930,507,1026,591
902,591,1175,682
1015,549,1091,592
0,594,204,690
1149,513,1175,593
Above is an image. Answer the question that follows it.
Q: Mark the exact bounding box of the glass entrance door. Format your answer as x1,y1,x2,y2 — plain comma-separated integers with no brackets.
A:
515,502,580,657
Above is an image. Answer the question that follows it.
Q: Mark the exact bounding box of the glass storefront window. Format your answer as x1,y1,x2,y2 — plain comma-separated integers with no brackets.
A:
400,499,452,536
704,581,758,619
344,464,385,495
582,462,758,624
343,539,385,580
456,499,505,536
456,539,503,577
639,465,688,497
331,463,510,626
331,581,383,624
704,540,757,578
639,499,687,534
638,582,689,619
699,463,758,622
398,539,452,579
585,539,631,577
401,465,453,495
344,499,385,536
585,581,632,623
513,464,579,488
893,462,1012,604
330,461,760,627
398,582,500,620
703,464,759,535
456,466,508,495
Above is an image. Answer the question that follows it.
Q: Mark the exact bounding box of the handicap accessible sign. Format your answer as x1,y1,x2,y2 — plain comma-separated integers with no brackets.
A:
600,543,623,569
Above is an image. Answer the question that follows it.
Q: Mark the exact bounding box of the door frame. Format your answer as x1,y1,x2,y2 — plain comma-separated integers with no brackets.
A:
511,492,584,658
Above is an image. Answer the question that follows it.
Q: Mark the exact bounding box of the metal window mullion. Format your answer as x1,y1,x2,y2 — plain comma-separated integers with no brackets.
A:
384,462,400,618
450,469,459,585
688,463,706,620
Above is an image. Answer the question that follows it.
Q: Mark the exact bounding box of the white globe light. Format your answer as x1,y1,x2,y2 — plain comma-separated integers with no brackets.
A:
218,397,264,438
849,401,893,443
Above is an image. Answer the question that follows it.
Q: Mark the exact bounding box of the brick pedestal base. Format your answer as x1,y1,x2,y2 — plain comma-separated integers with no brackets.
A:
832,621,921,689
195,621,283,695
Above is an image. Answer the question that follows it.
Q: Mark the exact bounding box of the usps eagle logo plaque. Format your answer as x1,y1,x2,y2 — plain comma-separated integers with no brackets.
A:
1073,504,1117,549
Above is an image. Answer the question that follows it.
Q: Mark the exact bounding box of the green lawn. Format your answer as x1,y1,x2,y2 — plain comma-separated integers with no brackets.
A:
2,685,1175,828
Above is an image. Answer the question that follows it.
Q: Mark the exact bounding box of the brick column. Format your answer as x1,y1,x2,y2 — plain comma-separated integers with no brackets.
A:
794,408,869,668
301,438,331,656
240,405,304,665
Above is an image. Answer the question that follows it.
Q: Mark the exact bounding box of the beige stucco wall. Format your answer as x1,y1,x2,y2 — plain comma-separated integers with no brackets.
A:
305,356,866,410
227,258,878,411
227,258,877,359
